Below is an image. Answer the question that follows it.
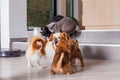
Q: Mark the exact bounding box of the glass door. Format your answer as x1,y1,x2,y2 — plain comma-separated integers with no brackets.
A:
27,0,56,30
66,0,74,17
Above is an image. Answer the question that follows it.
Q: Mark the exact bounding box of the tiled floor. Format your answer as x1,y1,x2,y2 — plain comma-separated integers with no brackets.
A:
0,56,120,80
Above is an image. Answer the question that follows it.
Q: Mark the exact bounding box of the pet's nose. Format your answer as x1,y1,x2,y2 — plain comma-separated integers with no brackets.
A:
54,38,58,43
54,38,57,41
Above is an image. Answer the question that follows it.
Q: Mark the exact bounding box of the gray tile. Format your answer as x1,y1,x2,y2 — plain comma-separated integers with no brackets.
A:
0,57,120,80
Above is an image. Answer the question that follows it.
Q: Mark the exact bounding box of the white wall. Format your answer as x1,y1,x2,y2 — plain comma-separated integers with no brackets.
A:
9,0,27,38
1,0,10,49
1,0,27,49
0,1,1,49
0,20,1,49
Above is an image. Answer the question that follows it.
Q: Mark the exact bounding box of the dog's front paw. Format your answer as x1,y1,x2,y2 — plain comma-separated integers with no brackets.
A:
28,64,34,68
51,71,56,75
67,72,73,75
38,65,47,69
67,69,75,75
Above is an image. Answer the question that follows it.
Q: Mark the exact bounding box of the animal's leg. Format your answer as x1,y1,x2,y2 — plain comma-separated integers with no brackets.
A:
77,51,85,67
65,55,74,75
51,69,56,75
37,60,41,66
80,55,85,67
37,60,46,69
71,58,76,67
28,59,34,68
63,64,74,75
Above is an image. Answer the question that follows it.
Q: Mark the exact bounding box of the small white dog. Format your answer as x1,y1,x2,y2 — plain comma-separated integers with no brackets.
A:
25,35,55,68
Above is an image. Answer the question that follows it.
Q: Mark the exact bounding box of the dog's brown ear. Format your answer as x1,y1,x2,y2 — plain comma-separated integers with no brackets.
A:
49,34,54,41
61,32,70,41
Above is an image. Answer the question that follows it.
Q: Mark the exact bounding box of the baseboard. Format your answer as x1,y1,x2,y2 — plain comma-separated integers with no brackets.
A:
79,43,120,61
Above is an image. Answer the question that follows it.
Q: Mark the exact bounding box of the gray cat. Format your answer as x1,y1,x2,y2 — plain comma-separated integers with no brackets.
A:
46,17,76,35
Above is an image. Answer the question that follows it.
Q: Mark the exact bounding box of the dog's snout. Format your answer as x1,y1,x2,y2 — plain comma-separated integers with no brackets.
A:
54,38,58,43
54,38,59,46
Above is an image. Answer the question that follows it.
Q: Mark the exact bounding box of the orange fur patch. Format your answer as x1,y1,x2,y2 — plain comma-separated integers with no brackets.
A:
56,39,71,53
30,36,47,55
49,34,54,41
60,32,70,40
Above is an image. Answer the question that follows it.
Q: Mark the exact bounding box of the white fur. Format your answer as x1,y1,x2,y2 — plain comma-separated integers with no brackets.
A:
52,32,61,49
25,45,42,67
45,41,55,59
45,33,62,58
46,22,56,28
46,22,56,32
25,39,55,68
53,32,61,37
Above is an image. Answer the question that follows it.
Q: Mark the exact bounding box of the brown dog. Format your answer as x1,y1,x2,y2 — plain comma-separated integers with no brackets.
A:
51,39,74,75
50,32,85,75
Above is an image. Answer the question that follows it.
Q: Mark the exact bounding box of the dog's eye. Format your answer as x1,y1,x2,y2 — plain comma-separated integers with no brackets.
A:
58,37,63,40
